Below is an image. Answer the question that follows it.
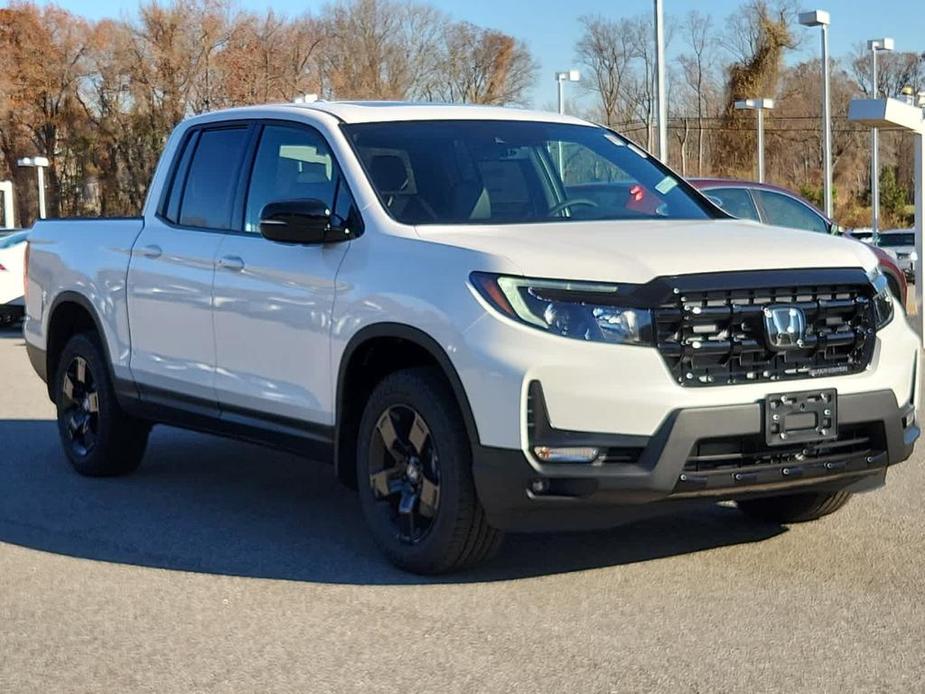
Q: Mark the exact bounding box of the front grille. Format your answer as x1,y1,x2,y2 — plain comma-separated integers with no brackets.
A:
655,282,876,387
684,423,882,473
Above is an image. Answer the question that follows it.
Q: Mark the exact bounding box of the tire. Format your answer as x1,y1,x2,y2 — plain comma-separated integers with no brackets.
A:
737,490,852,523
356,367,503,574
53,332,150,476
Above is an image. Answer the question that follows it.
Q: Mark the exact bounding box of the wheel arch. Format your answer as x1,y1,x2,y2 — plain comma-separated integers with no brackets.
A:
44,292,116,401
334,323,481,488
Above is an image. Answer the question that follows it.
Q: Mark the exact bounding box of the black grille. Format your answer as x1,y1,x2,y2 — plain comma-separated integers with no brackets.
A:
655,282,876,387
684,423,882,473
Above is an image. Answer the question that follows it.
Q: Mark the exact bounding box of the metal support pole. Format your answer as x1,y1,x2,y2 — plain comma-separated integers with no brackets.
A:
757,108,766,183
36,166,46,220
915,132,924,345
557,78,565,178
871,49,880,240
821,23,833,218
654,0,668,162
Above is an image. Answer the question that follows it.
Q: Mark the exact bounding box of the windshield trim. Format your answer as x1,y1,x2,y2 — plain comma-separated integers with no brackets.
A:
340,119,726,227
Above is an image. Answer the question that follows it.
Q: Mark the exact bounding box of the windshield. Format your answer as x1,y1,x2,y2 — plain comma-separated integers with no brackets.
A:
343,120,716,225
878,233,914,247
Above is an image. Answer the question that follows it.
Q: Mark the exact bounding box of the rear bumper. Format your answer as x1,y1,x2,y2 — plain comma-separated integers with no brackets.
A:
473,389,918,532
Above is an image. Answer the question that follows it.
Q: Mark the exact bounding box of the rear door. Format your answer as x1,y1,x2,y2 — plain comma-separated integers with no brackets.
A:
127,123,253,405
210,121,357,427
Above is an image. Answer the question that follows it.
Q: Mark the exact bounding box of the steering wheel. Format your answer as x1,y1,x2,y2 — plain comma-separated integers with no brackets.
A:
548,198,599,216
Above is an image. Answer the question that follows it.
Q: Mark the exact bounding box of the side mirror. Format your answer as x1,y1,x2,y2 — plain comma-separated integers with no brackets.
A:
259,199,349,245
829,222,843,235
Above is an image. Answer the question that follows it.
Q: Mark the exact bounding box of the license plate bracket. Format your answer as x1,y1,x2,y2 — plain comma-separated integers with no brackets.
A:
765,389,837,446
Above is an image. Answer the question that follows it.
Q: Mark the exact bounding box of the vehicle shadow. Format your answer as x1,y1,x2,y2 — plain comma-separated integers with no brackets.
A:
0,419,786,585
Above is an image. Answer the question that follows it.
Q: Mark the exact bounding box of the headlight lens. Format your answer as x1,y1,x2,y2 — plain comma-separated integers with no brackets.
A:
471,273,654,345
869,268,894,329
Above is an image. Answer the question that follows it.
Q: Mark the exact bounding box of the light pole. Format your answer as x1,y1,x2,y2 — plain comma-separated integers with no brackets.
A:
17,156,49,220
654,0,668,162
735,99,775,183
849,97,925,342
799,10,833,218
555,70,580,178
868,38,894,241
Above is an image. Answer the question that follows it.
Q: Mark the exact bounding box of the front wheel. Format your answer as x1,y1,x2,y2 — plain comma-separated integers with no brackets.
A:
54,332,150,476
737,490,852,523
356,368,502,574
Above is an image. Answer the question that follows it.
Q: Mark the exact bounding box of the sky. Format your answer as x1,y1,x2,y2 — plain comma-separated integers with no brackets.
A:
20,0,925,108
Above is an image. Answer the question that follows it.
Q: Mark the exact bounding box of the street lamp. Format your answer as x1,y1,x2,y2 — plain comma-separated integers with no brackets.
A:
17,155,49,220
735,98,775,183
554,70,580,178
849,97,925,342
868,37,895,241
799,9,833,218
554,70,580,115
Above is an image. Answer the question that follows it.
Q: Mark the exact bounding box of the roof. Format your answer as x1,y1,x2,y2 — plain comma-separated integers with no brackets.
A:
297,100,592,125
185,101,594,127
688,178,800,196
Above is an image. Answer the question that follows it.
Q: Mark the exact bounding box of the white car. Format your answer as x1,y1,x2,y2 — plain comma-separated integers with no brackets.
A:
22,102,920,573
0,230,27,325
876,229,916,280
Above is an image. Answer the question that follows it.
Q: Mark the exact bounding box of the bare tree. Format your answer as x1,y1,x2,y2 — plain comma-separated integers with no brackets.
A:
575,15,634,127
677,10,716,175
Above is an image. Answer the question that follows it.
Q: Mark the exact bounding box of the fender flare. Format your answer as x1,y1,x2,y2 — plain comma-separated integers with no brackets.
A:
334,322,482,479
44,291,135,403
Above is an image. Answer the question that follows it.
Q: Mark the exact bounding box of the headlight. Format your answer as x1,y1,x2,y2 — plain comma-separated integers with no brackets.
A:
868,268,894,329
471,273,654,345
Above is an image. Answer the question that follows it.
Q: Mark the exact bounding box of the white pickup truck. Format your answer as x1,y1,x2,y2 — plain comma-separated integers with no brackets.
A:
24,102,920,573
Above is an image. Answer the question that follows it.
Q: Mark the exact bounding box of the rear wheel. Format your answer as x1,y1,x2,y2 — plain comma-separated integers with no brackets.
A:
356,368,502,574
737,490,852,523
54,332,150,476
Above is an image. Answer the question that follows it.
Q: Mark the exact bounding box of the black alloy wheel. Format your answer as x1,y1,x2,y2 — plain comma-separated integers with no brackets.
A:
59,355,100,458
367,404,441,544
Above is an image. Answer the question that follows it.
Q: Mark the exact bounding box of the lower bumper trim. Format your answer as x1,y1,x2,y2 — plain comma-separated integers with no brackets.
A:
473,389,917,532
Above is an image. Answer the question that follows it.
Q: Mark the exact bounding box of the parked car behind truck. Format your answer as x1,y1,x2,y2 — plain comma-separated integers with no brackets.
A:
0,230,28,325
689,178,908,304
23,103,920,573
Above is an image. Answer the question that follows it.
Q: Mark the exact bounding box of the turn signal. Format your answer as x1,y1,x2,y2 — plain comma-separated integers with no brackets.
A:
533,446,601,463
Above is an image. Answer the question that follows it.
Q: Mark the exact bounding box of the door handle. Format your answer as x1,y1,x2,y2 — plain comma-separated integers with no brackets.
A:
138,244,162,259
217,255,245,272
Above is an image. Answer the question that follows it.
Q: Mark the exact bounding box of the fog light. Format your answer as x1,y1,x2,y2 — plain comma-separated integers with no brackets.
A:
532,446,601,463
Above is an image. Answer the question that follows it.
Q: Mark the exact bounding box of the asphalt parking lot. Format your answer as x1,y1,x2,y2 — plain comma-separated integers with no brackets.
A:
1,326,923,693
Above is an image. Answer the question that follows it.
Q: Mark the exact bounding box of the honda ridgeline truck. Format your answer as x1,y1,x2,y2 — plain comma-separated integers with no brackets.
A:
23,103,920,573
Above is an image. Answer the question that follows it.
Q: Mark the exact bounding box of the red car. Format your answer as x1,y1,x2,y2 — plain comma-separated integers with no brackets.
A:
689,178,907,304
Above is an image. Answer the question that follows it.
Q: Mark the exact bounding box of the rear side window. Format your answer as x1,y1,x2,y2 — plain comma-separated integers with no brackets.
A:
706,187,760,222
178,127,250,230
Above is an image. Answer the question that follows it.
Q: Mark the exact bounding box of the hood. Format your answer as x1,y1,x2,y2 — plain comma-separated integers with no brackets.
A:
415,219,879,284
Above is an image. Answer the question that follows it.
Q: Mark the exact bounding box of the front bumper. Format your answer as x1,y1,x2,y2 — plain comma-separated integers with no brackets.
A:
473,389,918,532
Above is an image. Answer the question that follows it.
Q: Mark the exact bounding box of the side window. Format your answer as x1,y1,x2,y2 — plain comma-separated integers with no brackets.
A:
178,126,250,230
707,187,760,221
245,124,338,233
754,190,828,233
